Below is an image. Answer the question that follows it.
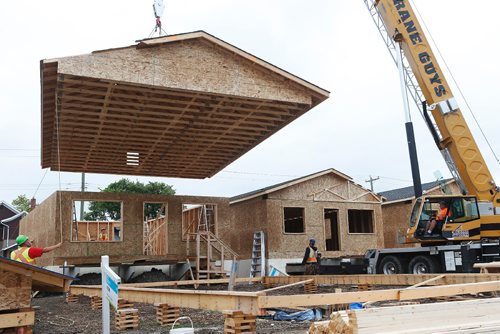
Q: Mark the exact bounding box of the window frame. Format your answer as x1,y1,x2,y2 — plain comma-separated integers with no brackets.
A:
181,203,218,241
70,199,123,243
282,206,306,235
347,209,375,235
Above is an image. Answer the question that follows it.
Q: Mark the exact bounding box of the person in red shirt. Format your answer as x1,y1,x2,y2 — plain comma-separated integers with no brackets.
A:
10,235,62,266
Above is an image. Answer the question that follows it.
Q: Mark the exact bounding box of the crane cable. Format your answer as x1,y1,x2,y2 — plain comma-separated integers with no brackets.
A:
410,0,500,167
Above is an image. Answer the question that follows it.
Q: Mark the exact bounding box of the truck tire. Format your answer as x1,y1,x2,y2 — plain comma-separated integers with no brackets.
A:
408,255,438,274
378,255,404,274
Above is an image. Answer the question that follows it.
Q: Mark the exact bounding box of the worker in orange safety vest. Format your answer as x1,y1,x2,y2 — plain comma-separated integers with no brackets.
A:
10,235,62,266
426,202,452,235
302,238,320,275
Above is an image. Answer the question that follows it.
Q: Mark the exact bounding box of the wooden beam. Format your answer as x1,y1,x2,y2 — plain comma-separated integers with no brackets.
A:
405,274,445,289
256,279,314,295
262,274,500,286
258,280,500,309
121,276,261,288
399,280,500,300
0,311,35,329
70,286,262,315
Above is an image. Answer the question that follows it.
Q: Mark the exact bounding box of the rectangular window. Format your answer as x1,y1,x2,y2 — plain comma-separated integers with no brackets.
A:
284,207,305,233
348,209,374,234
71,200,122,242
182,204,217,241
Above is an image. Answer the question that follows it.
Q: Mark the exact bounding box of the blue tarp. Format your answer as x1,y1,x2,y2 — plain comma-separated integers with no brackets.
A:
273,308,322,321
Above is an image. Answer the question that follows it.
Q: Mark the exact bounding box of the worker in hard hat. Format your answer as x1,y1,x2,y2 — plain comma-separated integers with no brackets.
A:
10,235,62,266
99,228,109,241
302,238,320,275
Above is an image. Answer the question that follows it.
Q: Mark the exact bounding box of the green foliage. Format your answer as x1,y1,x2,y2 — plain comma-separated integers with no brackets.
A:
83,179,175,221
12,194,30,212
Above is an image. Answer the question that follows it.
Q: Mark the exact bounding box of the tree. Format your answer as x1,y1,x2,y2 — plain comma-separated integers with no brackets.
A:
12,194,30,212
83,179,175,220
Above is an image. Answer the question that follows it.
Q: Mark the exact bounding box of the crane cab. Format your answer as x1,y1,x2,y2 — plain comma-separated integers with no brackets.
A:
406,195,482,244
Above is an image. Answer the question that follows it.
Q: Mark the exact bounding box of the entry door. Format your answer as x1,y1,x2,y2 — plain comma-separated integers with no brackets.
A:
324,209,340,251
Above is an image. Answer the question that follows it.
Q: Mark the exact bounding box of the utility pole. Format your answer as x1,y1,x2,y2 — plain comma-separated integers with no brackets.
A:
365,175,380,192
80,173,86,220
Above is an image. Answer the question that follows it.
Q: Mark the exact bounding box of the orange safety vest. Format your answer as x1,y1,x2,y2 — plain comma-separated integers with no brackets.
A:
436,208,451,221
10,247,36,265
99,233,108,241
307,247,318,263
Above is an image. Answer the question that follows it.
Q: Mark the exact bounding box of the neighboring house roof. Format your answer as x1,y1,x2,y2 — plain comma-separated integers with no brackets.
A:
379,179,455,203
1,243,16,253
0,201,20,215
230,168,360,204
1,211,26,224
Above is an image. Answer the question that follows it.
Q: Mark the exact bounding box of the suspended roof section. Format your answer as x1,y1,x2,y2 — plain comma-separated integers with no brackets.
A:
41,31,329,178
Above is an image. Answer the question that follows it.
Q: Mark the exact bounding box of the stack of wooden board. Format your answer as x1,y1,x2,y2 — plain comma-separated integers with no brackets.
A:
309,311,350,334
309,297,500,333
155,303,180,326
223,310,256,333
90,296,102,310
115,308,139,330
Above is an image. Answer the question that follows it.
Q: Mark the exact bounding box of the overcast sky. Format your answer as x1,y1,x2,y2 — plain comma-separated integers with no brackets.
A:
1,0,499,205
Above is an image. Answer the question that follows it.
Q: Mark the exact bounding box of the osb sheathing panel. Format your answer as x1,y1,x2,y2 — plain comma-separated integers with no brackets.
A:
0,269,32,311
381,182,461,249
56,39,311,104
264,174,383,259
381,200,415,249
229,197,268,259
19,192,60,261
22,191,230,266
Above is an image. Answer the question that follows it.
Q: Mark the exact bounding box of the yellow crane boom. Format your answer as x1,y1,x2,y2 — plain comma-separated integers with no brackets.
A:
375,0,498,203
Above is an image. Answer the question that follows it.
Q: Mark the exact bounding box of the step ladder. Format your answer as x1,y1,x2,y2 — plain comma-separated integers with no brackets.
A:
250,231,265,277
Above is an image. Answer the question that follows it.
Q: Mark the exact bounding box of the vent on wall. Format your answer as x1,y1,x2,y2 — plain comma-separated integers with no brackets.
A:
127,152,139,166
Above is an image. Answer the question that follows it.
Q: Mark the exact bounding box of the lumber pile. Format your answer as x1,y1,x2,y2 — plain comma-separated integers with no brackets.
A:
65,293,79,304
308,297,500,333
308,311,351,334
117,298,134,309
223,310,256,334
90,296,102,310
304,281,318,294
115,308,139,330
155,303,180,326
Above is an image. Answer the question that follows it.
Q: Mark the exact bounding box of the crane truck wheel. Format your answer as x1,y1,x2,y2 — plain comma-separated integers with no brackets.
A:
408,255,439,274
378,255,405,274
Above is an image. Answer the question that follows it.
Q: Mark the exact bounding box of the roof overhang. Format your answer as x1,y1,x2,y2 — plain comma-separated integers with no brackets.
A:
40,31,329,178
0,256,75,292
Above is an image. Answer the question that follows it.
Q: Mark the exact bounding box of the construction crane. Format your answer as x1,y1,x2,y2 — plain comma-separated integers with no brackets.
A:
363,0,500,274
